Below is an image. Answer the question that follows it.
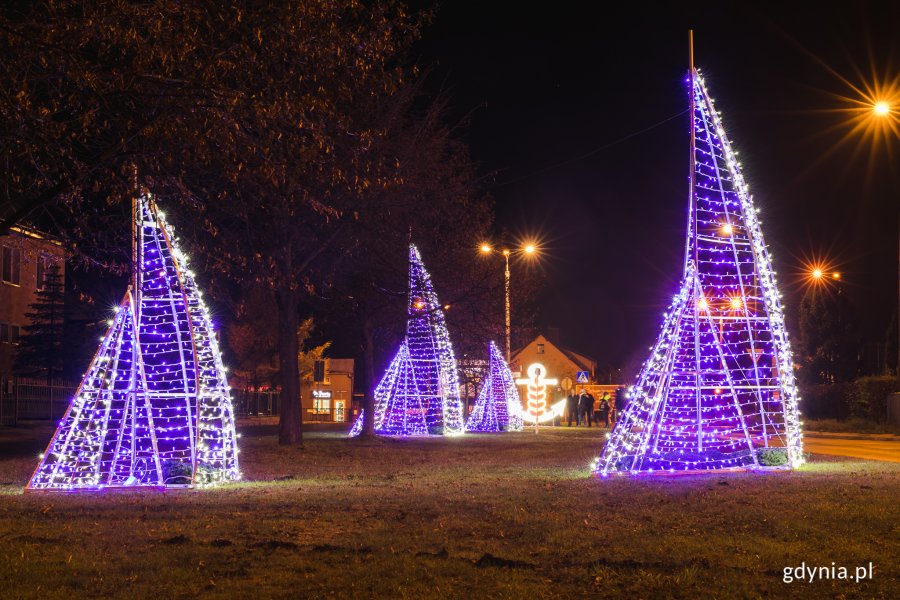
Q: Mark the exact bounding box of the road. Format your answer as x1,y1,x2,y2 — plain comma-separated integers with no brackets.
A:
804,434,900,463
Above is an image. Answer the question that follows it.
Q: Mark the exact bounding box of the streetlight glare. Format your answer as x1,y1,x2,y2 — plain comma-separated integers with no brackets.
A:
721,223,733,235
831,272,841,280
873,101,890,116
811,268,823,279
524,244,536,254
480,243,492,253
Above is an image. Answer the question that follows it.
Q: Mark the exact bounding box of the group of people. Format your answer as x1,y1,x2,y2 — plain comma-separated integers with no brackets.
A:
565,389,613,428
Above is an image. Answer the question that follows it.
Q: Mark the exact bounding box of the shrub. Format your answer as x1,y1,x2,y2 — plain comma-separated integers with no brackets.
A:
756,448,788,466
798,382,849,419
846,376,895,422
162,460,194,485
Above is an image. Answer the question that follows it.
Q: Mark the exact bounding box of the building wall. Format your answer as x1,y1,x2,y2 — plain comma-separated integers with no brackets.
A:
300,358,354,423
0,228,65,374
511,334,596,387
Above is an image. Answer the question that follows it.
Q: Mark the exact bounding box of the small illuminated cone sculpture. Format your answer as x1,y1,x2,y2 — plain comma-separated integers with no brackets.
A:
594,68,803,475
28,192,239,490
465,341,523,432
350,244,462,436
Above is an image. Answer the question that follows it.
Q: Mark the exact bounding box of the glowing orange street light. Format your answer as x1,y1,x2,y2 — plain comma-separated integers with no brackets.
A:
811,268,824,280
697,297,709,311
730,297,742,310
874,101,891,116
479,241,540,360
832,272,841,280
721,223,733,236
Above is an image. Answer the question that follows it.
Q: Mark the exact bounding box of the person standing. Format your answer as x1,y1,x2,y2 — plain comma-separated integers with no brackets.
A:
599,393,611,428
566,393,579,426
579,389,593,427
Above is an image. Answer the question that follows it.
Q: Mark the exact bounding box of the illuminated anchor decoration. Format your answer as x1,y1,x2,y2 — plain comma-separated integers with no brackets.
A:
515,363,566,429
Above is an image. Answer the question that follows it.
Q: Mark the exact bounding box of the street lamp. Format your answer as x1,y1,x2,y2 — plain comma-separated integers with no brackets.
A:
806,264,841,288
480,242,539,362
869,99,900,383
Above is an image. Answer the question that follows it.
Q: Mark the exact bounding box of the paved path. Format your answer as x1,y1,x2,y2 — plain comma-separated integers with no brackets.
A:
804,433,900,463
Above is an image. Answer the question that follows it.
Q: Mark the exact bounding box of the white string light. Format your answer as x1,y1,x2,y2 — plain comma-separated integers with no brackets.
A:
29,193,240,490
594,71,804,476
350,244,463,436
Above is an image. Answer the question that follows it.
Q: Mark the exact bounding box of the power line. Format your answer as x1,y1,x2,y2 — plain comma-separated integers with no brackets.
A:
489,109,688,190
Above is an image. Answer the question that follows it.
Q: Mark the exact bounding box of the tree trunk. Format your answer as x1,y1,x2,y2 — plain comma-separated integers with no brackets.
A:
362,315,377,436
277,283,302,445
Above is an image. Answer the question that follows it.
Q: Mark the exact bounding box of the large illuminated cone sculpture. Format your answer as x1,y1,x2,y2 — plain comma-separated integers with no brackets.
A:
595,71,803,475
350,244,462,436
28,193,239,490
465,341,523,432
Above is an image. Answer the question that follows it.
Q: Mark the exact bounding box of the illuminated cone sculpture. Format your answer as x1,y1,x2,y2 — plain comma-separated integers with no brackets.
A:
595,70,803,475
28,193,240,490
350,244,463,436
465,341,523,433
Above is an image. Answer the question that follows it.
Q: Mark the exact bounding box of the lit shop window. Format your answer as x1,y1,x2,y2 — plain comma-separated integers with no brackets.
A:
313,389,332,414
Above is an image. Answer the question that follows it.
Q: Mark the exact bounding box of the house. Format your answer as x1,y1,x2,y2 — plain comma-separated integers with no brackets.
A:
0,226,66,374
510,334,626,419
301,358,354,423
511,333,598,386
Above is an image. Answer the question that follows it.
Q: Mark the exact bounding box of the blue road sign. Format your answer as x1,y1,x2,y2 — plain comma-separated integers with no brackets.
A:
576,371,589,383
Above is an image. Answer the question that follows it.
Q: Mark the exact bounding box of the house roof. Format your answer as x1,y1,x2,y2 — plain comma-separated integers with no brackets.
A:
511,333,597,372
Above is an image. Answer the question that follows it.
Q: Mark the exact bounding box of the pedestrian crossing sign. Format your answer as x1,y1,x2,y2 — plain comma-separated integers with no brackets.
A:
576,371,589,383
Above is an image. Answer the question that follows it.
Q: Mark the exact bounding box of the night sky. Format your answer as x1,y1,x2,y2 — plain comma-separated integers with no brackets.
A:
411,1,900,373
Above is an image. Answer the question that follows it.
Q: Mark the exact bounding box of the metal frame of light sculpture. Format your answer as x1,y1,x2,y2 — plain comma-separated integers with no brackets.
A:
28,192,240,490
350,244,462,436
594,69,803,476
465,341,523,433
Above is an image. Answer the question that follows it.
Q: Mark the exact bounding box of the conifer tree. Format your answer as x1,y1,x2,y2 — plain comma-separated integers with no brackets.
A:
15,263,65,384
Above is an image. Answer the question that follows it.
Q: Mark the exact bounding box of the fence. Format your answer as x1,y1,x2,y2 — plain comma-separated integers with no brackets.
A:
0,375,79,425
0,378,350,424
232,389,280,416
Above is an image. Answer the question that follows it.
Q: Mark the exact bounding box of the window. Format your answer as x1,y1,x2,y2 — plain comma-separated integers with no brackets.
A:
36,255,49,290
537,343,545,354
0,323,19,344
2,246,21,285
312,389,332,414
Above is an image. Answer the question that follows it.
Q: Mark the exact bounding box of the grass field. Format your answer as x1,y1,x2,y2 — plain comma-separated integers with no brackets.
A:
1,421,898,599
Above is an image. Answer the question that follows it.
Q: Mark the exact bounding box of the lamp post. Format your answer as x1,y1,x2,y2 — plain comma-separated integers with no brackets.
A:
479,242,537,362
869,100,900,384
840,95,897,383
